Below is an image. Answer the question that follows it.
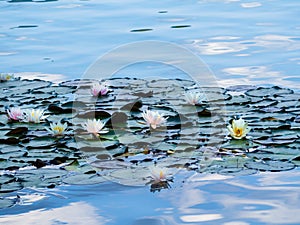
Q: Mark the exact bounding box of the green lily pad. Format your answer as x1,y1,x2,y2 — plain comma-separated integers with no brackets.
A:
63,174,106,185
103,166,151,186
246,86,293,97
0,182,23,193
245,160,295,172
0,197,17,209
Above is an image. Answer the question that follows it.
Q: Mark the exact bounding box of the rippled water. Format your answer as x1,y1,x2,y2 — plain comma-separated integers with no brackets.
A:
1,0,300,87
0,0,300,224
1,169,300,225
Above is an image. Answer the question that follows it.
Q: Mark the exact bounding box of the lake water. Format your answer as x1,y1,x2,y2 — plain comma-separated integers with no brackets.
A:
1,0,300,88
0,0,300,224
1,169,300,225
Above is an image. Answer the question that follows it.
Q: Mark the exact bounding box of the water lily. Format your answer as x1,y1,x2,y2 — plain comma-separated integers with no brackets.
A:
227,118,250,139
46,121,68,136
142,110,167,129
82,118,108,135
185,91,205,105
0,73,14,82
7,107,24,121
150,167,167,182
23,109,48,123
91,83,109,97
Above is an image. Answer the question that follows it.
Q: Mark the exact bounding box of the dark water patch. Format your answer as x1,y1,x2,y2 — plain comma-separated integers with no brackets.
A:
8,0,57,3
170,25,191,29
130,28,153,32
11,25,38,29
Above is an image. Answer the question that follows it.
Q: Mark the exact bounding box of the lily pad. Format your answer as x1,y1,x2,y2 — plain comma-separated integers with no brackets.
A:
246,86,293,97
63,174,106,185
245,160,295,172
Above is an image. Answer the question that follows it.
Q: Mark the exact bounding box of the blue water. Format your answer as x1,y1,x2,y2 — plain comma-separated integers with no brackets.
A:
1,0,300,224
1,169,300,225
1,0,300,87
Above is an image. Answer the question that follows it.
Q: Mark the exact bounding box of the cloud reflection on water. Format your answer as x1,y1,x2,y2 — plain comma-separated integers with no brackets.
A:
190,33,300,89
0,202,107,225
0,170,299,225
192,40,247,55
192,34,300,55
219,65,299,89
240,2,262,8
164,170,300,224
15,72,67,83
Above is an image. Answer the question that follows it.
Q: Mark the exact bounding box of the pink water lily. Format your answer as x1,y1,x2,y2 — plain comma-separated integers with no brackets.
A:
91,83,109,97
7,107,24,121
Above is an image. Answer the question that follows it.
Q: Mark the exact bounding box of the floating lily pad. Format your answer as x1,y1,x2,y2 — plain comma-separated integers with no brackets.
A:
0,197,17,209
245,160,295,172
252,137,295,146
63,174,106,185
0,182,23,193
103,166,151,186
90,159,131,170
246,86,293,97
218,168,257,176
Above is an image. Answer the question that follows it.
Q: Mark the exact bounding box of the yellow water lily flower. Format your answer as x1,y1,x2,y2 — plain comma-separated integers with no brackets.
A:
227,118,250,139
82,118,109,135
142,109,167,129
46,121,68,136
0,73,14,82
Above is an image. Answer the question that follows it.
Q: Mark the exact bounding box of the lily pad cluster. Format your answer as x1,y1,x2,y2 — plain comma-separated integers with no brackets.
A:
0,78,300,196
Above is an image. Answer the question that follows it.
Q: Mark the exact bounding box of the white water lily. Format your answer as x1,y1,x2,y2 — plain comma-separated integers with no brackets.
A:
23,109,48,123
82,118,108,135
185,91,205,105
46,121,68,136
0,73,14,82
227,118,250,139
142,110,167,129
150,167,168,183
91,83,109,97
7,107,24,121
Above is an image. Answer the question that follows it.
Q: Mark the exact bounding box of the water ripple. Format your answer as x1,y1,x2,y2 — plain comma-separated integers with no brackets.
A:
170,170,300,224
240,2,262,8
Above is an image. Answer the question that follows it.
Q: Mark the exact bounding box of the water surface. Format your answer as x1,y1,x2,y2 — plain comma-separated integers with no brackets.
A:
0,0,299,87
0,0,299,224
1,169,300,225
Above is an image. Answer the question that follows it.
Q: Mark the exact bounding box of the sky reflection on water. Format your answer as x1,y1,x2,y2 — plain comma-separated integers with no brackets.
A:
1,169,299,225
0,0,299,88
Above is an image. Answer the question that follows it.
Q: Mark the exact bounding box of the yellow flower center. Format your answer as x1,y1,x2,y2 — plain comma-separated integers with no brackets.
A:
53,126,64,133
159,171,164,179
234,128,242,137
